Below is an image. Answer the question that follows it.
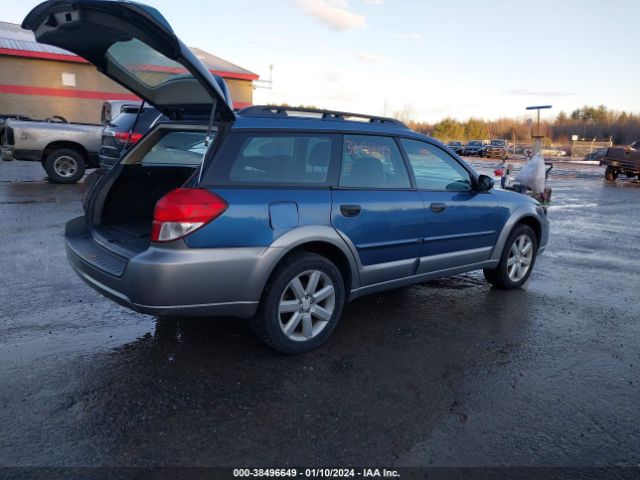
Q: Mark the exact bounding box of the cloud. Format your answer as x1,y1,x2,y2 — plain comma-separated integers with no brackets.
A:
355,52,387,64
364,0,383,4
317,70,343,82
293,0,366,31
504,89,577,97
394,32,423,40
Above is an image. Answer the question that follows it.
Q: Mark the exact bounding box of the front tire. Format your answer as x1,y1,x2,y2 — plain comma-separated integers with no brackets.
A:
251,253,345,354
605,166,618,182
44,148,86,184
484,224,537,289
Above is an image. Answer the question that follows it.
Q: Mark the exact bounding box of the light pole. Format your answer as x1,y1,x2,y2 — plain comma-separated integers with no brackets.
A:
526,105,552,157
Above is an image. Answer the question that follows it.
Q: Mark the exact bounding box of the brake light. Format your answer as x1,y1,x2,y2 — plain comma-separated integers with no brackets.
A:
151,188,227,243
114,132,143,145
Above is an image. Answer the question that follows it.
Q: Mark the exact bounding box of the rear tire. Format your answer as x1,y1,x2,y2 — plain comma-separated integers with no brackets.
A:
251,252,345,354
604,166,618,182
483,224,537,290
44,148,86,184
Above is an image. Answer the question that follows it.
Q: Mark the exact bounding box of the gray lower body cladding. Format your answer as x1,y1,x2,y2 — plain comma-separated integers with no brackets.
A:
65,206,549,318
65,216,279,318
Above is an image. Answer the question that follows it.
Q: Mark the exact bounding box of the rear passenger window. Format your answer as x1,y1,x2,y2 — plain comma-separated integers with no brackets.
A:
339,135,411,189
227,135,333,184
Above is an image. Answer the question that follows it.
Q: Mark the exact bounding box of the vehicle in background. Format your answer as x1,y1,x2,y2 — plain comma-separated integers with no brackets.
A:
483,139,509,159
1,114,32,143
601,141,640,181
446,141,464,155
100,100,142,125
99,106,167,168
513,144,531,155
462,140,487,156
1,113,32,124
584,148,607,162
1,115,102,183
25,0,548,354
541,147,567,157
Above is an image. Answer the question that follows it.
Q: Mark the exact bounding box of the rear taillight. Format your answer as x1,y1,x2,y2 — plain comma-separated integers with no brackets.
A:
151,188,227,243
114,132,143,145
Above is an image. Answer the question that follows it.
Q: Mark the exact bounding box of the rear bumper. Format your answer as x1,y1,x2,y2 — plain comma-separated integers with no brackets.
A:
1,146,13,161
601,158,640,171
98,153,118,169
65,216,279,318
2,147,40,162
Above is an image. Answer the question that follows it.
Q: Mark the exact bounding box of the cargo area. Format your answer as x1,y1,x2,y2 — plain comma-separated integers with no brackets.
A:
96,165,196,253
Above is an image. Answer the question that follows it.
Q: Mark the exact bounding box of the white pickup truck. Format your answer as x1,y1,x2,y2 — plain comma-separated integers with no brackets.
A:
1,115,103,183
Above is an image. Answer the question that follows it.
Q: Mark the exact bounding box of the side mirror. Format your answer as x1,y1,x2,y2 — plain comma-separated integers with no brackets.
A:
477,174,494,192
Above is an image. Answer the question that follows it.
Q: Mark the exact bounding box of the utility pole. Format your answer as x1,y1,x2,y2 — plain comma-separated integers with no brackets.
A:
253,64,274,90
526,105,552,156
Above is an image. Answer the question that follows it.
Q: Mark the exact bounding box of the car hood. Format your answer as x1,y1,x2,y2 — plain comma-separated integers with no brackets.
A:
23,0,235,122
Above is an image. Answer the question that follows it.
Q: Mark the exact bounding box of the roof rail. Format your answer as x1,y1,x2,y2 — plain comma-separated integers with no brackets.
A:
238,105,409,129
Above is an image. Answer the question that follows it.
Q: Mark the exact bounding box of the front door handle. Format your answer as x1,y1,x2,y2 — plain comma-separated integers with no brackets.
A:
430,202,446,213
340,204,362,217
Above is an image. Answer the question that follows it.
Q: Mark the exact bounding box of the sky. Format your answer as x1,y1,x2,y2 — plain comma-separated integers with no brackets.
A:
3,0,640,122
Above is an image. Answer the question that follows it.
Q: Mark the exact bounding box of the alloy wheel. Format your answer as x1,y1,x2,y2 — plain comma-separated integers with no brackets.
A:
507,234,533,282
278,270,336,342
53,156,78,178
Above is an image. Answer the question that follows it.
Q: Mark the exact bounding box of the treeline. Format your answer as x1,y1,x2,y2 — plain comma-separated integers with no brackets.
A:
407,105,640,145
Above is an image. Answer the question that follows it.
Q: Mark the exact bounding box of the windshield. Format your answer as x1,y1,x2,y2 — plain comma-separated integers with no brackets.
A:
108,112,138,131
448,142,461,146
469,141,482,146
491,140,506,146
108,109,165,132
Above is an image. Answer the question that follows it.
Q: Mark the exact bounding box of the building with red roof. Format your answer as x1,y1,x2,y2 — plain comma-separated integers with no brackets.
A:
0,21,258,123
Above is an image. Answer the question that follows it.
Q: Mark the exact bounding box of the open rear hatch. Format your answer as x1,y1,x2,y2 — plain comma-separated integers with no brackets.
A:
24,1,234,256
23,0,235,122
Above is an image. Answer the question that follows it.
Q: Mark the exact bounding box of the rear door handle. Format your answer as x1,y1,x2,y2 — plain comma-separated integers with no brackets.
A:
340,204,362,217
430,202,446,213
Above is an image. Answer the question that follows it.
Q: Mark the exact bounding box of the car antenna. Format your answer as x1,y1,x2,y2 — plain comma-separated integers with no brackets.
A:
197,98,217,185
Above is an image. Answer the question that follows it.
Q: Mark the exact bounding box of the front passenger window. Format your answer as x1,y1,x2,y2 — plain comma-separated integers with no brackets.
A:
401,139,473,191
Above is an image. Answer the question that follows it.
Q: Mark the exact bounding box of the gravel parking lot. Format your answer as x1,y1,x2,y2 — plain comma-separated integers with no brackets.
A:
0,159,638,468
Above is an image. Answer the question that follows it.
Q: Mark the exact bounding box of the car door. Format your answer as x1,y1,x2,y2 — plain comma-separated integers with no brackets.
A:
399,138,500,273
331,134,425,286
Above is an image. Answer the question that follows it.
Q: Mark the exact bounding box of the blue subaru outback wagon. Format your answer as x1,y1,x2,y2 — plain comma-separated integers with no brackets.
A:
25,0,548,353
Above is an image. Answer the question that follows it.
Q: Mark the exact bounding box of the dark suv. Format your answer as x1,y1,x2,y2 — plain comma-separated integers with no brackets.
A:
99,106,166,168
25,0,549,354
462,140,487,156
446,141,464,155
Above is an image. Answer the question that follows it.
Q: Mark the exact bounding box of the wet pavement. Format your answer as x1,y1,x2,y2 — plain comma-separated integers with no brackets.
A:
0,160,638,468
